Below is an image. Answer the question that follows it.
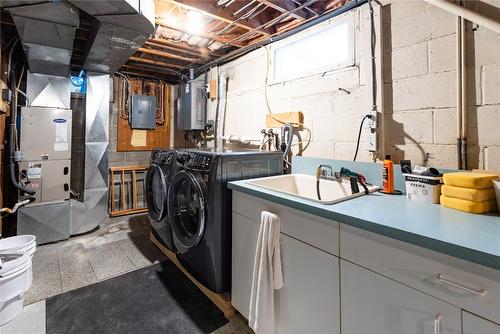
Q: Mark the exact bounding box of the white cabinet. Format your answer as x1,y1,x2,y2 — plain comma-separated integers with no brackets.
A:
341,260,462,334
231,212,260,319
462,312,500,334
340,224,500,323
231,203,340,334
277,234,340,334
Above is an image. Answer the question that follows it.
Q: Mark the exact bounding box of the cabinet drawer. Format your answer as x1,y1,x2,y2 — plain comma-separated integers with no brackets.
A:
463,311,500,334
233,191,339,256
341,260,461,334
340,224,500,324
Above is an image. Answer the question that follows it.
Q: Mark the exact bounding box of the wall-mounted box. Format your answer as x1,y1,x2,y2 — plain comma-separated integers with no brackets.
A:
130,94,157,129
177,80,206,130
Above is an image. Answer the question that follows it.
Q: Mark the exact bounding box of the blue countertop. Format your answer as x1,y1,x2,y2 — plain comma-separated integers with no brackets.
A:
228,179,500,271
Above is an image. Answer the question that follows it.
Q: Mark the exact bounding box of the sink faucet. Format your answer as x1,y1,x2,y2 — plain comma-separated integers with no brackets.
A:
316,165,369,197
316,165,335,180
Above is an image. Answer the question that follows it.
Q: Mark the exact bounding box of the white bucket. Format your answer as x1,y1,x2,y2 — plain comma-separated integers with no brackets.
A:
0,235,36,258
494,179,500,213
0,235,36,290
0,252,32,326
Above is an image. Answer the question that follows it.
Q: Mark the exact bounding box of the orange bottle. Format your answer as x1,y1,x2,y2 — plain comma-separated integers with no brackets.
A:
383,155,394,193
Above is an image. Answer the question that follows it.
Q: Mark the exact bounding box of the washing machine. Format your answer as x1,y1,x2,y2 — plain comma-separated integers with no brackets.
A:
167,149,283,293
146,148,177,251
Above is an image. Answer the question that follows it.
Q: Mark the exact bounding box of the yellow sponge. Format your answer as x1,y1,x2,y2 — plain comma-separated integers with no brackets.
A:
440,195,497,214
443,172,498,189
441,185,497,202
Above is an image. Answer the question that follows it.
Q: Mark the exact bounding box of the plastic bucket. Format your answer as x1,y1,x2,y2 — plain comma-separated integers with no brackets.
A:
0,235,36,290
0,235,36,258
0,252,32,326
494,179,500,213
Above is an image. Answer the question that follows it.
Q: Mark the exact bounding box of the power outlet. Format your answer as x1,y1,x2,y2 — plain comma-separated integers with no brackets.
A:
366,129,377,152
366,113,377,152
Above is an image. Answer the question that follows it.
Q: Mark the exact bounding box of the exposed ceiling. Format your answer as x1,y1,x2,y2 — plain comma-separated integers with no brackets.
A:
123,0,350,82
1,0,353,83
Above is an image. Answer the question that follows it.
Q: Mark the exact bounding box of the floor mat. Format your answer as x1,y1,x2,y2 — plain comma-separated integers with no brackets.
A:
46,260,228,334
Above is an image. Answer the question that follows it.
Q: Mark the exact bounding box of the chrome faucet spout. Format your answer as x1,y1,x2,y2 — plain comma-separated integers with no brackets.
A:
316,164,334,180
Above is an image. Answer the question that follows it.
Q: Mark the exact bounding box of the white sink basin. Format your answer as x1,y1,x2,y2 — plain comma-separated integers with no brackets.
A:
248,174,379,205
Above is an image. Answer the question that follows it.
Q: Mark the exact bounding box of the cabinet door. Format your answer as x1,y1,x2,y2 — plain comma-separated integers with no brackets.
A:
231,212,260,319
277,234,340,334
463,311,500,334
341,260,462,334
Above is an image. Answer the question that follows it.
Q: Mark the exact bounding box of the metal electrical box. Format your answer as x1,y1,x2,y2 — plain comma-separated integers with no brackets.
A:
177,80,206,130
130,94,157,129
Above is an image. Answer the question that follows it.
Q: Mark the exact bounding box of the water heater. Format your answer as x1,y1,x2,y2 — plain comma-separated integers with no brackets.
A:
177,80,206,130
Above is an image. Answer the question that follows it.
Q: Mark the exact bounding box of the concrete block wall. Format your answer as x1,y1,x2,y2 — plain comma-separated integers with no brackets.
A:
201,0,500,170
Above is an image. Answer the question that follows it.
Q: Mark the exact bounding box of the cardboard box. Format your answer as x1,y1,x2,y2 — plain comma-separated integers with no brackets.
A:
404,174,443,204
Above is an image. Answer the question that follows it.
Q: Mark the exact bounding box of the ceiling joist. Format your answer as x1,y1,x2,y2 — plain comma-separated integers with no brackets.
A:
157,0,272,36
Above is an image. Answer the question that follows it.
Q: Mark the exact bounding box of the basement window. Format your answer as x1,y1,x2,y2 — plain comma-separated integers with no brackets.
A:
271,18,354,83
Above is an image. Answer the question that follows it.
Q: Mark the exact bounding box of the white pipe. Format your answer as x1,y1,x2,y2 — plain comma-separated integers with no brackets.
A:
424,0,500,34
456,15,462,168
460,14,467,169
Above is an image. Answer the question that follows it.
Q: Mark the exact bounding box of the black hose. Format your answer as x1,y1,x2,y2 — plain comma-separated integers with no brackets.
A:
353,115,373,161
368,0,377,113
316,179,321,201
8,67,35,195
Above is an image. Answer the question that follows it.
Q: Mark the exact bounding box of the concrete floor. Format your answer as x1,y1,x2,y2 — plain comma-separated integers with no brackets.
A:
3,213,252,334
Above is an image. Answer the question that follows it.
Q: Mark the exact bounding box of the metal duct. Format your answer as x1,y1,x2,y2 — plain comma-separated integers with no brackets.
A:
2,1,79,77
70,73,110,235
70,0,155,74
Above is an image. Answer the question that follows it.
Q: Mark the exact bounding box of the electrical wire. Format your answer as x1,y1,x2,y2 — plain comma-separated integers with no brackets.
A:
116,72,131,120
263,46,312,151
353,114,374,161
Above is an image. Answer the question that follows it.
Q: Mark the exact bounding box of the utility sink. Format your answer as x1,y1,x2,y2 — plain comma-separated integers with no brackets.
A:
248,174,379,205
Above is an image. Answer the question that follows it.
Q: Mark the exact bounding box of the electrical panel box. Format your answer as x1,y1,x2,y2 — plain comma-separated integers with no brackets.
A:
20,106,72,161
130,94,157,129
177,80,206,130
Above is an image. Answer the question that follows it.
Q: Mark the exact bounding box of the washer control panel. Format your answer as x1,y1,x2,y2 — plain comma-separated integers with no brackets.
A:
151,150,174,164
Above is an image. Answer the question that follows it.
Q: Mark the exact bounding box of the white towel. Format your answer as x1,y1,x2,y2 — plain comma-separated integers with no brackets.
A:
249,211,283,334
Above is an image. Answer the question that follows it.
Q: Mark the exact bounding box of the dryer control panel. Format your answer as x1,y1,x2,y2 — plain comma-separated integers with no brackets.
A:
176,151,212,171
188,154,212,170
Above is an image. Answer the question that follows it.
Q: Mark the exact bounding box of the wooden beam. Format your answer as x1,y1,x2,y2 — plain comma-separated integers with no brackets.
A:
128,56,185,69
123,63,188,80
157,0,271,35
138,47,203,63
256,0,309,20
119,69,179,82
145,40,209,58
155,21,246,48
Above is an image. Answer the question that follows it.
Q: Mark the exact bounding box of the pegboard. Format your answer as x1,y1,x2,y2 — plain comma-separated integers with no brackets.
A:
117,77,170,152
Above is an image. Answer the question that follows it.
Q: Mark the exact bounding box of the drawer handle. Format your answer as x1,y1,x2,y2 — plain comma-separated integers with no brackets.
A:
434,314,442,334
437,274,486,296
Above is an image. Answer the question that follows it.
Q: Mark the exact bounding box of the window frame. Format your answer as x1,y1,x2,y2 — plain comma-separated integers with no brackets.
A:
269,15,356,84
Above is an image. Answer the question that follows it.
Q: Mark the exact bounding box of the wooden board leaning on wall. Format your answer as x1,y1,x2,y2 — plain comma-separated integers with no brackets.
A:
116,76,170,151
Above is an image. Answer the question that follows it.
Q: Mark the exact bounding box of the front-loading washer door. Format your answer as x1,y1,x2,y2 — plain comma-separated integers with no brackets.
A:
168,170,206,254
146,163,169,222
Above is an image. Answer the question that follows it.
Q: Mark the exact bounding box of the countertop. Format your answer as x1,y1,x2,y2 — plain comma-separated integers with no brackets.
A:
228,179,500,271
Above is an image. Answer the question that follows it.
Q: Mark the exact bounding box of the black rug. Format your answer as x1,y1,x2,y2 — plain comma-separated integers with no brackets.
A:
46,260,228,334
